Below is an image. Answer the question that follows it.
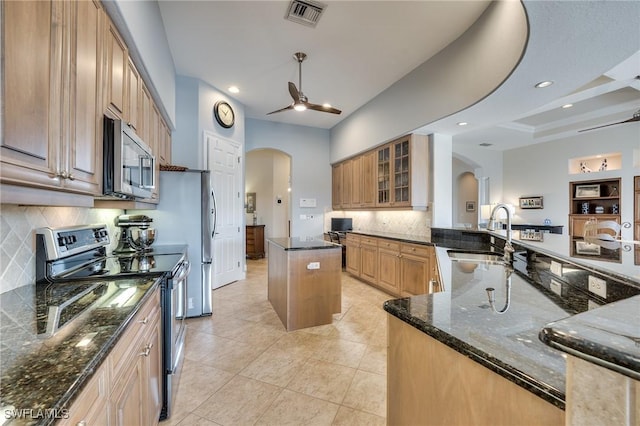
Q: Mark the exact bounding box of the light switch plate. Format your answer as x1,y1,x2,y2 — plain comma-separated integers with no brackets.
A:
550,261,563,277
307,262,320,270
588,275,607,299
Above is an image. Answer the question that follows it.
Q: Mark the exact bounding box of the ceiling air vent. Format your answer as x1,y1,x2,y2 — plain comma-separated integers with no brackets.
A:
479,143,493,147
285,0,327,28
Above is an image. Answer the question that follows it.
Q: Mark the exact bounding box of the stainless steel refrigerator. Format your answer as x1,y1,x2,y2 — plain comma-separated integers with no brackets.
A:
141,170,215,317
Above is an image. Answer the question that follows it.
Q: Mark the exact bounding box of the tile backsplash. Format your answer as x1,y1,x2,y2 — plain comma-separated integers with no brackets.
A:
325,209,432,238
0,205,123,294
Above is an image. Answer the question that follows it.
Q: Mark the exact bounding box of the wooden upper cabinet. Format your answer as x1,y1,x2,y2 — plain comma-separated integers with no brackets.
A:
65,0,103,195
361,150,377,208
139,82,152,145
350,156,363,207
332,163,343,210
342,159,353,208
1,0,102,196
105,16,127,118
1,0,61,186
125,58,140,131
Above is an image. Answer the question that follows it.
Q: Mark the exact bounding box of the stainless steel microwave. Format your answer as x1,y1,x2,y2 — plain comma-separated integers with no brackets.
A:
103,117,156,200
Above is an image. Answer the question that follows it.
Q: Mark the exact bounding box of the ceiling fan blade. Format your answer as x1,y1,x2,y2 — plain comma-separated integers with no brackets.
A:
578,116,639,132
266,104,294,115
288,82,300,102
305,102,342,115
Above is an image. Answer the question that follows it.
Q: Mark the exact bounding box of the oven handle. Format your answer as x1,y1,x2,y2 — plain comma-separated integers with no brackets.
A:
174,260,191,282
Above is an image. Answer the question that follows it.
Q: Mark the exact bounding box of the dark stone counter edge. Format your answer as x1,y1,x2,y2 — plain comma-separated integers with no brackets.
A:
539,325,640,381
383,299,566,410
45,277,163,424
267,238,341,251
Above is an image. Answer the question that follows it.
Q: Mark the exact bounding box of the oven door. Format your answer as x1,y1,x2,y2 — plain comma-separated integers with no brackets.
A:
162,258,190,420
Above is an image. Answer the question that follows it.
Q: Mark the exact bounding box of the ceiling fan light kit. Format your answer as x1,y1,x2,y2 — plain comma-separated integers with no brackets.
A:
267,52,342,116
578,109,640,132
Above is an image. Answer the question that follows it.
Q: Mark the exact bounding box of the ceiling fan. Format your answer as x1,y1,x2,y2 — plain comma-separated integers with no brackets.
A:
267,52,341,115
578,109,640,132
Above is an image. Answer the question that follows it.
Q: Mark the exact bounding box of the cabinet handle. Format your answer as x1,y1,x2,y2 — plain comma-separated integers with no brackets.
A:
138,317,149,325
66,172,75,181
77,421,87,426
139,342,153,357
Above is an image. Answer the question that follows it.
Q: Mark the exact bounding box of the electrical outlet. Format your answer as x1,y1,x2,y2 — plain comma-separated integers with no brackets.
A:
188,298,194,310
550,279,563,296
588,276,607,299
550,260,563,277
307,262,320,270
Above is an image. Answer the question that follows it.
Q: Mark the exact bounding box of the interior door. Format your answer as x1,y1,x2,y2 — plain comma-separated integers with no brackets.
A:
205,132,244,288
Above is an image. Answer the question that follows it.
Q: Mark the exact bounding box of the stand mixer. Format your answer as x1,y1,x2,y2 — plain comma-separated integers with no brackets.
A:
114,214,156,254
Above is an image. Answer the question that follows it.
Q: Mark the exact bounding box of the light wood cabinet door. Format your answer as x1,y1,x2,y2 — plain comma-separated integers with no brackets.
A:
400,243,431,296
332,163,343,210
65,0,103,195
378,242,400,294
345,234,361,276
361,150,377,208
125,58,140,131
342,159,353,209
350,156,362,207
58,367,109,426
145,315,163,424
105,16,126,118
2,0,102,195
111,356,146,426
1,0,62,187
360,238,378,283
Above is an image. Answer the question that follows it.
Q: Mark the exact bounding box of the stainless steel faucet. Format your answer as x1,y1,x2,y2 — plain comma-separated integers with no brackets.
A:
487,203,515,264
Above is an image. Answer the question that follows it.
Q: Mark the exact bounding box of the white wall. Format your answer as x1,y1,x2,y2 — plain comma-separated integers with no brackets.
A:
245,119,331,238
172,76,245,169
453,159,479,227
452,125,639,234
502,125,639,233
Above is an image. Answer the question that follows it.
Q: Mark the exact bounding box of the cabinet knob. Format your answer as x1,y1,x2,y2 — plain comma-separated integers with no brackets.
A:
138,342,153,357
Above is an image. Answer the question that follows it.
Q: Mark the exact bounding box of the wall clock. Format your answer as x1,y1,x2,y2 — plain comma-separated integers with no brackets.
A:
214,100,235,128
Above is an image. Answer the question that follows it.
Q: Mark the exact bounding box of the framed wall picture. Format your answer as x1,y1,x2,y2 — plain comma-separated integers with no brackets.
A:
575,184,600,198
519,196,544,209
246,192,256,213
465,201,476,212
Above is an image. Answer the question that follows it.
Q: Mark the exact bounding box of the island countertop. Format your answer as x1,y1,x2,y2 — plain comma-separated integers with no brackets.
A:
348,228,640,409
268,237,341,251
540,294,640,380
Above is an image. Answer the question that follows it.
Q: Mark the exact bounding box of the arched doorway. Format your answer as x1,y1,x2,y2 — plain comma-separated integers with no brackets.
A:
245,149,292,250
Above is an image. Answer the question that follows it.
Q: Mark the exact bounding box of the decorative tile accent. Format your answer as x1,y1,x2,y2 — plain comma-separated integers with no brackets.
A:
0,205,123,294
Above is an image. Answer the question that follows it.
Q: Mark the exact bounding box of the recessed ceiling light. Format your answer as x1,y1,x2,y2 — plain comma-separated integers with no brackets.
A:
535,81,553,88
562,103,573,109
228,86,240,94
322,103,332,108
457,122,468,126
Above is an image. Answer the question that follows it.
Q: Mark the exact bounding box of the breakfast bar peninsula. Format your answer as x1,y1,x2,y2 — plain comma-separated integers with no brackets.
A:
267,237,342,331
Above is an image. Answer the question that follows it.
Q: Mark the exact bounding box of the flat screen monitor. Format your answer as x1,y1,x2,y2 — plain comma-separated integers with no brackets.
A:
331,218,353,232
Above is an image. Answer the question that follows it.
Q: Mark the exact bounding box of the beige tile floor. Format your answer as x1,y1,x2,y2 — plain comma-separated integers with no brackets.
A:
163,258,391,426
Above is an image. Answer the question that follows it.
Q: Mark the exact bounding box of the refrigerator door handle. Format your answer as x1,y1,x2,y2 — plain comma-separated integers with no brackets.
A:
211,189,218,239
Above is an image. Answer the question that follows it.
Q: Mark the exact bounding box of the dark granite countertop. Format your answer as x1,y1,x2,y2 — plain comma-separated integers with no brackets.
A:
348,228,640,409
540,295,640,380
268,237,341,251
0,276,161,426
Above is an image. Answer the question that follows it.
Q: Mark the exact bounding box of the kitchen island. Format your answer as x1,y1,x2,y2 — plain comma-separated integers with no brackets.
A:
267,237,342,331
345,228,640,425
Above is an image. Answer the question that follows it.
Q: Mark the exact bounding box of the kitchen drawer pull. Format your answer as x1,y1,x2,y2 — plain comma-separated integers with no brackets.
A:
138,317,149,325
139,342,153,357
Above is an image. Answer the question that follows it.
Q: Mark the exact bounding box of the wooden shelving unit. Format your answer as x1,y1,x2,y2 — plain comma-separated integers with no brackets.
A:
568,177,621,262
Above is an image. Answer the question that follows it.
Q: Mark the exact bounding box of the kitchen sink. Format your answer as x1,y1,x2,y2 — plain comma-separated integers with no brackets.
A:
447,250,504,264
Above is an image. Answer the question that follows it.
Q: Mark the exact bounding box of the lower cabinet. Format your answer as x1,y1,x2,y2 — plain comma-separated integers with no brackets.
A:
345,234,440,297
246,225,265,259
378,240,400,294
59,286,162,426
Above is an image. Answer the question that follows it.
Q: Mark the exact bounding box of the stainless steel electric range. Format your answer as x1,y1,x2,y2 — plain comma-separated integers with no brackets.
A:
35,224,189,421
